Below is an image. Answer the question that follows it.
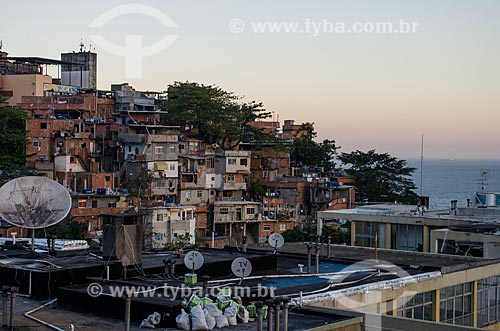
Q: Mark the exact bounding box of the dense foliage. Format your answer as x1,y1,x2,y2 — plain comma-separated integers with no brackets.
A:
35,218,85,240
290,123,338,169
165,82,271,149
338,150,418,204
281,224,350,244
0,98,28,169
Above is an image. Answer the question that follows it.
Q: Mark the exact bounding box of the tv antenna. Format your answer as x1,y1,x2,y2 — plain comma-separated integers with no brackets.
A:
268,233,284,253
231,257,252,283
183,250,204,274
420,134,424,197
0,176,72,251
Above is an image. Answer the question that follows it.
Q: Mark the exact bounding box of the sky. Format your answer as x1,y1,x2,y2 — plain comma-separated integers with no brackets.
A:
1,0,500,160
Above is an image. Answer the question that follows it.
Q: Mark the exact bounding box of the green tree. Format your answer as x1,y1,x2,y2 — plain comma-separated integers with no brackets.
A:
122,168,153,206
35,218,85,240
0,98,28,169
165,82,271,149
338,150,418,204
246,180,265,201
282,224,318,242
290,123,338,169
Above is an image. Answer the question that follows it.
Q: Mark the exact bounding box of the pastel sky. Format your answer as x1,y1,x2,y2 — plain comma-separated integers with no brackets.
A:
2,0,499,159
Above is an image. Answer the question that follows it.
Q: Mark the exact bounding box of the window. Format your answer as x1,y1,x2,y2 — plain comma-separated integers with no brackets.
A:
228,158,237,165
263,171,268,179
92,200,97,208
155,233,163,241
70,156,76,164
179,143,185,152
197,190,203,198
169,163,176,171
206,158,215,169
156,180,166,189
478,276,500,327
280,224,286,231
157,214,164,222
220,208,229,214
440,283,473,326
40,122,47,129
264,224,271,231
246,207,255,215
105,176,111,182
169,146,176,154
78,200,87,208
240,158,247,166
227,174,235,182
108,202,116,208
155,146,164,154
397,292,433,321
186,191,191,200
33,140,41,148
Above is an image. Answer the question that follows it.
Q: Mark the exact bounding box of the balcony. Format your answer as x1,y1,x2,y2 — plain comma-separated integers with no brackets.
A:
118,134,145,144
218,182,247,191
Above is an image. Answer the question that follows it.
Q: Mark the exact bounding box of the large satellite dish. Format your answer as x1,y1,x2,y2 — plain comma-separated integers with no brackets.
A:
268,233,284,250
184,251,204,271
0,176,71,228
231,257,252,278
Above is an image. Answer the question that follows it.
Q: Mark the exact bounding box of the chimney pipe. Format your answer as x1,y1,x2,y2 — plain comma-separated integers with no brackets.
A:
282,296,290,331
274,298,281,331
266,300,274,331
306,243,312,274
9,287,18,329
314,245,320,274
255,301,264,331
2,286,9,327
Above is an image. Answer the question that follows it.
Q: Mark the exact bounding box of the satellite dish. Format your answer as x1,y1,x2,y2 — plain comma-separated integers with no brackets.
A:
268,233,284,249
184,251,204,271
0,176,71,229
231,257,252,278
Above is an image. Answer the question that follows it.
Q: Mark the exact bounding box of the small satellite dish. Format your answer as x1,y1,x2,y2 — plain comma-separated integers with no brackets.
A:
268,233,284,249
184,251,204,271
0,176,71,229
231,257,252,278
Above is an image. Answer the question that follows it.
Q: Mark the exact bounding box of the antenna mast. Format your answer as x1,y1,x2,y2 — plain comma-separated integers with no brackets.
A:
420,134,424,197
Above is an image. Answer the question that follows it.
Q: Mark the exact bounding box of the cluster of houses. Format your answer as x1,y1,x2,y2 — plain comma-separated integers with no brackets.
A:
0,46,355,248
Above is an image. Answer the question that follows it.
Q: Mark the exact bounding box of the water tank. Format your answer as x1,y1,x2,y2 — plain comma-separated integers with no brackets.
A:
486,193,496,206
476,193,497,206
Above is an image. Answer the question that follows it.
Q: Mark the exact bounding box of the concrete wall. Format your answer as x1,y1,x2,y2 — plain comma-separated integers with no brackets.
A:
1,74,52,105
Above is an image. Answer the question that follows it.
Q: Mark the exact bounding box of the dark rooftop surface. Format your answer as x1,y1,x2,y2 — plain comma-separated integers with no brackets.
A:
244,243,500,274
1,297,358,331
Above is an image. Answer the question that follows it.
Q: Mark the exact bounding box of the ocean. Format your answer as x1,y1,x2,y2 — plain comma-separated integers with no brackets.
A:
406,159,500,210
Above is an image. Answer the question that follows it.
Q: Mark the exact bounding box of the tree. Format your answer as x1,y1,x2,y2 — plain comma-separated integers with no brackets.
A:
122,168,153,205
338,150,418,204
165,82,271,149
35,218,85,240
246,180,265,201
281,224,318,242
0,98,28,169
290,123,338,169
